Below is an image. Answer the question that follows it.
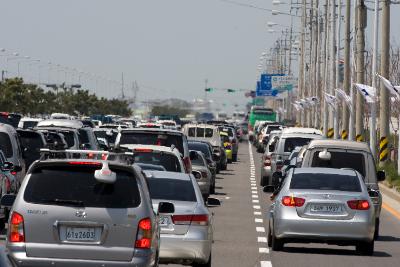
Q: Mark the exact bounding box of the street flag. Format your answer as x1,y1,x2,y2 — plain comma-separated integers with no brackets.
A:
354,83,376,103
335,88,353,112
292,103,302,111
377,74,400,99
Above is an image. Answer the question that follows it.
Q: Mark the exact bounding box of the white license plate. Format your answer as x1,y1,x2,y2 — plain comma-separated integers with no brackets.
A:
66,227,96,241
159,216,170,226
310,204,342,213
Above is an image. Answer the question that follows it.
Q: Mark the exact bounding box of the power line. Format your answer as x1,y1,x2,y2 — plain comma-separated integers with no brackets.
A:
216,0,291,15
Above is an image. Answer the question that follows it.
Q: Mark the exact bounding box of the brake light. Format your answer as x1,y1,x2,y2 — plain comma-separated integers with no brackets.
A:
134,148,153,153
183,157,192,173
11,171,17,176
347,200,370,210
9,212,25,243
172,214,208,226
264,156,271,167
135,218,152,249
69,161,102,166
281,196,305,207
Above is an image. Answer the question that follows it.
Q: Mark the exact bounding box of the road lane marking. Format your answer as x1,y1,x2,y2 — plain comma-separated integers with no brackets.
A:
258,236,267,243
254,211,262,215
382,202,400,220
252,199,259,203
252,190,258,194
251,187,257,190
255,218,263,223
256,227,265,232
252,195,258,198
253,205,261,209
260,261,272,267
259,247,269,253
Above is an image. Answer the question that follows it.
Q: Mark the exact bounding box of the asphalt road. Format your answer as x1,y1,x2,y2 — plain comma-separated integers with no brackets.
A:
2,141,400,267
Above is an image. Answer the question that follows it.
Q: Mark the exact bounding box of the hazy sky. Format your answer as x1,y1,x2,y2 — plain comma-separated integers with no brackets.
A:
0,0,399,113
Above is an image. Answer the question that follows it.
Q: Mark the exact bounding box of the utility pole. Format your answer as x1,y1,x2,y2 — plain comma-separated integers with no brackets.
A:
313,0,320,129
370,0,379,160
323,0,330,137
349,0,357,140
298,0,306,126
121,72,125,99
329,0,337,138
379,0,391,164
307,1,314,128
342,0,351,139
355,0,366,142
334,0,342,139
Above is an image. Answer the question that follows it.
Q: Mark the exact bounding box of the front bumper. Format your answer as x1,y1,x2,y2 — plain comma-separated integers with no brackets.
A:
159,227,211,264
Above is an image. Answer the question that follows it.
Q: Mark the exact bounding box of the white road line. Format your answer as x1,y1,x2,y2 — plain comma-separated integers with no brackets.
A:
256,227,265,232
259,247,269,253
260,261,273,267
252,199,259,203
252,190,258,194
251,187,257,190
254,211,262,215
258,236,268,243
252,195,258,198
253,205,261,209
255,218,263,223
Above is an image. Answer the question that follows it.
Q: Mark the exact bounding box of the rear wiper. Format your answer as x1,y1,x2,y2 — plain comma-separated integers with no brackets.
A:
41,198,85,207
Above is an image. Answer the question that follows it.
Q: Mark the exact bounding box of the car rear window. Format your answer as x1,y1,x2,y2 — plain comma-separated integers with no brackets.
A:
119,132,184,154
188,143,211,158
0,132,13,158
24,166,141,208
22,121,39,129
284,137,312,152
134,152,181,172
266,125,281,134
311,151,366,177
61,131,75,148
147,178,196,202
78,129,90,145
191,154,205,166
290,172,361,192
94,130,118,144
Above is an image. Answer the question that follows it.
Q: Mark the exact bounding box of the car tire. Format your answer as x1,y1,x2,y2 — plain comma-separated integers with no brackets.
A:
192,252,211,267
271,231,284,251
267,225,272,248
374,218,380,240
356,240,374,256
227,159,232,164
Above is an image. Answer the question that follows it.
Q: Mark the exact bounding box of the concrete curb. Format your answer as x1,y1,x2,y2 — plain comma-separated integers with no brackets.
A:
380,182,400,203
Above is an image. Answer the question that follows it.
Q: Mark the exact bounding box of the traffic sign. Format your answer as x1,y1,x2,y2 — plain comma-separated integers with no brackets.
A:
256,74,284,97
271,76,298,92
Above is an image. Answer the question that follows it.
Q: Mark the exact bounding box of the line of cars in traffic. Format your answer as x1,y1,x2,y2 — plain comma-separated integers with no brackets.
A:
0,115,244,266
252,121,386,255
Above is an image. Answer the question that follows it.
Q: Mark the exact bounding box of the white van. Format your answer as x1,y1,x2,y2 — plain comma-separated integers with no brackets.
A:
182,124,221,147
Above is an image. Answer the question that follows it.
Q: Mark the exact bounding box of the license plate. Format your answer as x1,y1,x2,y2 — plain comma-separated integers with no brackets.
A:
159,216,170,226
310,204,342,213
66,227,96,241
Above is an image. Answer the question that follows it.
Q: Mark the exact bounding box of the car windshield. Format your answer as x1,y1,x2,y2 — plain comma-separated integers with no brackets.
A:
119,132,184,154
24,166,141,208
188,143,211,158
134,152,181,172
290,172,362,192
311,151,366,177
284,137,312,152
147,178,196,202
0,132,13,158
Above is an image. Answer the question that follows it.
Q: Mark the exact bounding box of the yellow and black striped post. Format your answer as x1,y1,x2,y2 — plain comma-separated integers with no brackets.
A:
327,128,334,139
341,130,348,140
379,137,389,162
356,134,363,142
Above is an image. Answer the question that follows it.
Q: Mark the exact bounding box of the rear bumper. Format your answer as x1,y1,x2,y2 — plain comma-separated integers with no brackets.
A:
159,228,211,264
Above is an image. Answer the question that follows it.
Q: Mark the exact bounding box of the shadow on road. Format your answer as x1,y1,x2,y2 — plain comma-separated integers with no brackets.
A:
377,235,400,242
283,246,392,258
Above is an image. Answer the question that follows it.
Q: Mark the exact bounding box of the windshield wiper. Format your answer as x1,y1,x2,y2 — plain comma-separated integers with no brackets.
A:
40,198,85,207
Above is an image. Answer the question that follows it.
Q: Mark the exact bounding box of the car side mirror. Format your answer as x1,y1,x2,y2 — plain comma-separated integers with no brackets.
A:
2,161,14,171
286,164,296,171
263,185,276,193
1,194,16,207
207,197,221,207
189,151,198,161
158,202,175,214
377,170,385,182
368,189,379,198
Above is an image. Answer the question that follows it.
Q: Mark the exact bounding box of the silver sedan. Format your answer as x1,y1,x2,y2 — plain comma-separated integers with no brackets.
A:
267,167,375,255
144,170,219,266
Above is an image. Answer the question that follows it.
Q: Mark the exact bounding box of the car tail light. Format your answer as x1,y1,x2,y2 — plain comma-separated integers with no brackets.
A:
69,161,102,166
183,157,192,173
9,212,25,243
11,171,17,176
135,218,152,249
281,196,305,207
264,156,271,167
134,148,153,153
347,200,370,210
172,214,208,226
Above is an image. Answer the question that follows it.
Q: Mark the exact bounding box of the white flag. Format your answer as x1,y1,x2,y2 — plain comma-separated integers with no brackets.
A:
354,83,376,103
335,88,353,111
292,103,303,111
377,74,400,99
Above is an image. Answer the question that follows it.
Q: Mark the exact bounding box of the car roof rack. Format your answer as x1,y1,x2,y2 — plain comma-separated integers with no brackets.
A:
39,148,135,164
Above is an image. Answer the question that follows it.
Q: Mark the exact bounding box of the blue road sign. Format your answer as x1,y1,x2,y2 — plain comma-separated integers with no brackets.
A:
256,74,284,97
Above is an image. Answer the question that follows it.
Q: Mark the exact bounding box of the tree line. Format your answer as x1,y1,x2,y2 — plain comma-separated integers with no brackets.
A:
0,78,131,116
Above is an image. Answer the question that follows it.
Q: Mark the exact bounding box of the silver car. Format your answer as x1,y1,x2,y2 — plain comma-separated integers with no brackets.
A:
268,168,375,255
144,170,219,266
190,150,214,198
1,153,174,267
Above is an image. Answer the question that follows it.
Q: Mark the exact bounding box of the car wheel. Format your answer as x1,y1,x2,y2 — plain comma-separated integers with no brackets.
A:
356,240,374,256
374,218,380,240
227,159,232,164
271,231,284,251
267,225,272,248
192,252,211,267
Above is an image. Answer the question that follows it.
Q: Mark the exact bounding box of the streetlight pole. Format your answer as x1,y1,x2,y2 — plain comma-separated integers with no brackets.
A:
370,0,379,160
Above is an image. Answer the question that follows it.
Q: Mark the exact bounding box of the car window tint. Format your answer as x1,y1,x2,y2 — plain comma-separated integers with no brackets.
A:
196,128,205,137
205,128,213,138
290,172,361,192
284,138,312,152
267,126,281,134
22,121,39,129
24,166,141,208
0,132,13,158
134,152,181,172
78,129,90,145
188,143,211,158
147,178,196,202
119,132,184,154
188,128,196,137
62,132,75,148
191,154,205,166
311,151,366,177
